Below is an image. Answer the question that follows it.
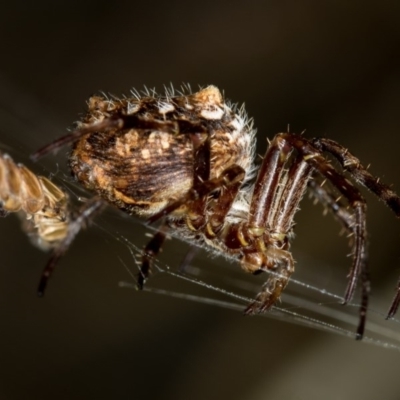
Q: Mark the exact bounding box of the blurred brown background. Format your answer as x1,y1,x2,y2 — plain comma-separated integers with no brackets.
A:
1,1,400,399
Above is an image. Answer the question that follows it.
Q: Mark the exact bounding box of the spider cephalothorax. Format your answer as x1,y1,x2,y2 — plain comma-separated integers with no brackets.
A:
10,84,400,339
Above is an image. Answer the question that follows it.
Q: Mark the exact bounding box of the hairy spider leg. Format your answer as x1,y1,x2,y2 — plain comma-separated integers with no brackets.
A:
308,179,356,231
37,197,104,296
311,138,400,320
243,142,313,315
312,138,400,216
237,134,368,338
280,133,369,339
308,179,370,335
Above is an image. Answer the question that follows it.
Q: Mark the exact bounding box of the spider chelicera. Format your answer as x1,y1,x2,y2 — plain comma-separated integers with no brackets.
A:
2,85,400,339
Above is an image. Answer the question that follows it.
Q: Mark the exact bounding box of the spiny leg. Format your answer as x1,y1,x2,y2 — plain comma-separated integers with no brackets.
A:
312,138,400,320
247,135,292,230
244,248,294,315
308,179,355,232
241,135,294,311
244,149,313,315
279,133,369,339
270,155,313,234
312,138,400,216
38,197,104,296
308,179,372,332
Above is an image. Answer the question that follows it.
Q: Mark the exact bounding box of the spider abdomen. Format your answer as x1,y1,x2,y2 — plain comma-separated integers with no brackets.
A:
70,130,194,217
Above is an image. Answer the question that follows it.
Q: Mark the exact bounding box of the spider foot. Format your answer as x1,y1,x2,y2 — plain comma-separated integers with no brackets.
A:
386,289,400,320
135,271,146,291
137,229,166,291
243,289,278,315
242,250,292,316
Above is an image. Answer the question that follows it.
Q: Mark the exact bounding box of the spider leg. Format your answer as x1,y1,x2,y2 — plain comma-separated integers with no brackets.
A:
312,138,400,216
308,179,371,336
387,279,400,319
279,133,369,339
37,197,104,296
247,135,293,230
244,248,295,314
312,138,400,320
137,227,167,290
308,179,355,231
243,147,313,315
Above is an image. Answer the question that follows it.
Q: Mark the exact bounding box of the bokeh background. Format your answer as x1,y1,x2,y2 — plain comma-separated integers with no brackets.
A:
1,1,400,399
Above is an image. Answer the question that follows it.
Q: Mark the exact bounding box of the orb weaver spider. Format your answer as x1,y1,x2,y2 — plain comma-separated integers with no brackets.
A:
2,85,400,339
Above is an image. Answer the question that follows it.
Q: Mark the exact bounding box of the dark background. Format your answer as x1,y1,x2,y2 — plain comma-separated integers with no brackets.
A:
1,1,400,399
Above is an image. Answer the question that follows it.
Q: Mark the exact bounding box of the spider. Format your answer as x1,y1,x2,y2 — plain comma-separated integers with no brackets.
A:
2,85,400,339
